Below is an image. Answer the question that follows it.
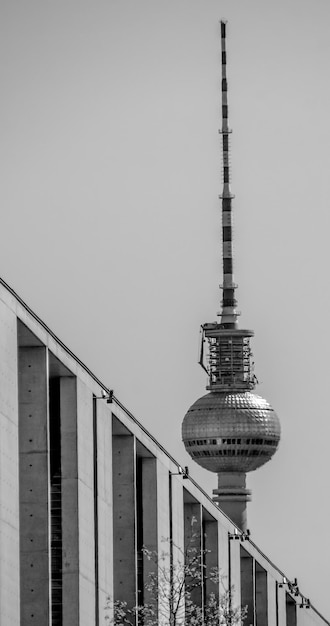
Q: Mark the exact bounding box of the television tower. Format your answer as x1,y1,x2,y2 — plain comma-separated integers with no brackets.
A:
182,21,281,531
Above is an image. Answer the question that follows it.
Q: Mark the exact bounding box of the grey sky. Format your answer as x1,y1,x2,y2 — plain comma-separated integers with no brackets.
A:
1,0,330,618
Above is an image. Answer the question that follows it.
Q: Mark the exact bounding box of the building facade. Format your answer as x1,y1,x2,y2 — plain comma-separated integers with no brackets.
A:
0,277,328,625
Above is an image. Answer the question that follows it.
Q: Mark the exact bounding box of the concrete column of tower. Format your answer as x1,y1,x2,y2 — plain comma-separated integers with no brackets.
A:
212,472,251,531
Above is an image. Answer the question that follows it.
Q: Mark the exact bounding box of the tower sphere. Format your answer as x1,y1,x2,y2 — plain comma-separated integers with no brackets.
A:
182,392,281,473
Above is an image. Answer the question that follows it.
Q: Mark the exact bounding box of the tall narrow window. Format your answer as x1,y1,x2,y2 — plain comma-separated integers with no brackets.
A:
112,420,136,608
255,562,268,625
49,378,62,626
136,456,144,606
136,446,157,611
184,498,203,610
286,593,297,626
240,546,254,626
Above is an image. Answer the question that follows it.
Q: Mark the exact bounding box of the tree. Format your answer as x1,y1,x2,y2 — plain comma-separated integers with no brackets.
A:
105,526,247,626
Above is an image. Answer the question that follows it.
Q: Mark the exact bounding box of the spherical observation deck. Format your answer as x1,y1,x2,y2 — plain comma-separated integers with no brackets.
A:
182,392,281,473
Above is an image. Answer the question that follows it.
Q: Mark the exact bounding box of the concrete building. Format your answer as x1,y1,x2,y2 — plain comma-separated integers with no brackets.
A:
0,275,328,625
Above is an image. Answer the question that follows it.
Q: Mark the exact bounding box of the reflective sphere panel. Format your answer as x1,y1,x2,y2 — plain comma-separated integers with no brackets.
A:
182,392,281,473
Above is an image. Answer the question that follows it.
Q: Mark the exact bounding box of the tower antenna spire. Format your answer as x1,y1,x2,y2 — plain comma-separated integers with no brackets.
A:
219,20,238,329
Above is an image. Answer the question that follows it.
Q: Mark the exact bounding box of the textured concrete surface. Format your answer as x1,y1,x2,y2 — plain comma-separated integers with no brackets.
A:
97,399,113,622
0,302,19,625
18,346,49,625
267,574,277,626
229,534,241,610
156,460,170,621
76,379,95,626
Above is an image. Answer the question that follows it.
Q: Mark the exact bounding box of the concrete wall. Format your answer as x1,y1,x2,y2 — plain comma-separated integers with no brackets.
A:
267,575,277,626
96,399,113,623
170,476,185,623
0,302,19,625
156,460,170,622
229,534,241,613
76,379,95,626
18,345,49,625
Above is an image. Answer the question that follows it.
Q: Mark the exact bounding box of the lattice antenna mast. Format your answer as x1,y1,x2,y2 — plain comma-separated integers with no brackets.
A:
219,20,239,329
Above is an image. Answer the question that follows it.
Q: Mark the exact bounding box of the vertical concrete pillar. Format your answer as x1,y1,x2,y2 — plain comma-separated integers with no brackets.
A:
112,433,136,608
170,477,185,624
203,517,219,601
277,582,287,626
255,562,268,625
18,346,49,625
156,461,170,550
184,501,202,608
0,305,19,626
217,524,229,580
171,477,184,557
228,534,241,611
96,401,113,624
240,546,255,626
216,524,230,615
266,577,277,626
76,380,95,626
156,461,170,623
60,376,79,626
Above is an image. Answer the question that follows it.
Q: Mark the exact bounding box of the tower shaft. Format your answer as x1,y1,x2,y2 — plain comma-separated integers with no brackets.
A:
213,473,251,531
